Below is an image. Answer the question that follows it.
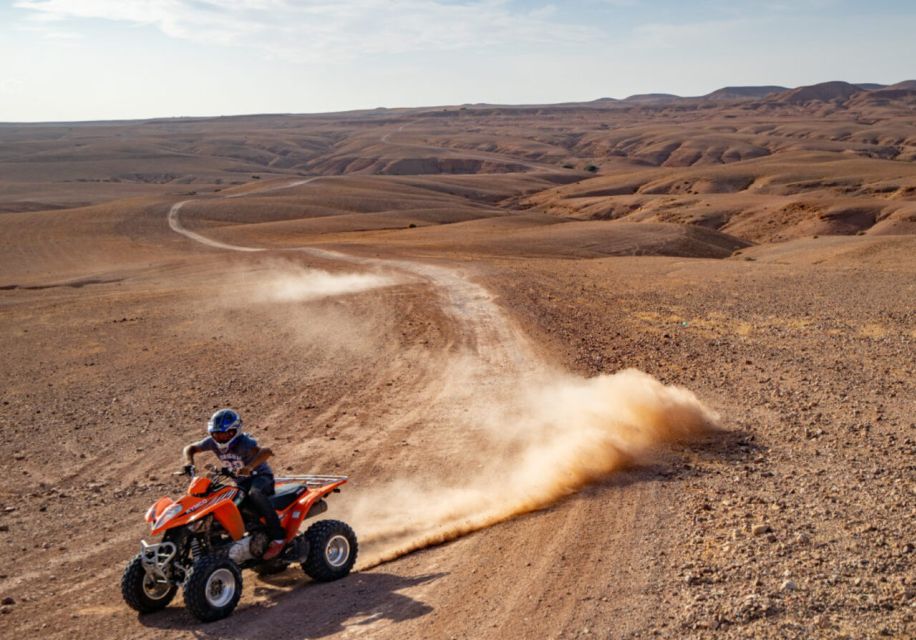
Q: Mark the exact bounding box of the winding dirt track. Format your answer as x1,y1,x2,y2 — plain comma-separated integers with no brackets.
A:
129,163,717,640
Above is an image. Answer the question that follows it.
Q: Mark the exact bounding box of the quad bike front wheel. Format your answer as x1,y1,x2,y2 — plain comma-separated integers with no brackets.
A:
183,555,243,622
302,519,358,582
121,554,178,613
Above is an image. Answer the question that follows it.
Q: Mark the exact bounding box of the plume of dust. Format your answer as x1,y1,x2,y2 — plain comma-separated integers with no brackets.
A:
253,265,401,303
209,260,402,363
345,368,720,570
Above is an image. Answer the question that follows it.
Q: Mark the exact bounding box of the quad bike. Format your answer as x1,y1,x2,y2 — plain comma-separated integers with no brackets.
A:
121,465,358,622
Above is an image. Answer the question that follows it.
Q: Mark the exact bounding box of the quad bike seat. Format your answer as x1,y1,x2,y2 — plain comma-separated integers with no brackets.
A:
269,483,308,510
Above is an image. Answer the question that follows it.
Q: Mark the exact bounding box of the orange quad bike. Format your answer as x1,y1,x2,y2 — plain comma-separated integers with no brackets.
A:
121,465,358,622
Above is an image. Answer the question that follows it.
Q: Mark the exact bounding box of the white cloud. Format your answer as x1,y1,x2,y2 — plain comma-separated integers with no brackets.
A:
15,23,83,40
631,18,746,49
0,76,26,96
13,0,598,61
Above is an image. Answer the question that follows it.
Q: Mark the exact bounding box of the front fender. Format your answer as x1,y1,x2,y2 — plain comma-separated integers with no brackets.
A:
149,488,242,537
211,500,245,540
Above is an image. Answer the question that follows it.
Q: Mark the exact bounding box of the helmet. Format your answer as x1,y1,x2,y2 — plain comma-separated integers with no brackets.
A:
208,408,242,449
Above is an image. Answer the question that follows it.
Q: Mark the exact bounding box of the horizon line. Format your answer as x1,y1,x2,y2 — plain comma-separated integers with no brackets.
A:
1,78,912,126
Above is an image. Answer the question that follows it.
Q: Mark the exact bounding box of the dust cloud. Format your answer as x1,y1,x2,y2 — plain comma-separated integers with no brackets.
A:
236,257,718,570
253,265,401,303
210,260,402,365
171,188,720,570
345,367,719,569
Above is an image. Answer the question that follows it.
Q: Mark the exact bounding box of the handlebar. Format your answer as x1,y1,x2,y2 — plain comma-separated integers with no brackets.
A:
217,466,240,480
173,464,245,482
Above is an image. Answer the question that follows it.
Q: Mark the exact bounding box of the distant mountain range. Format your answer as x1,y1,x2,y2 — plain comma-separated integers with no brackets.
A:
607,80,916,105
703,86,789,100
620,93,682,104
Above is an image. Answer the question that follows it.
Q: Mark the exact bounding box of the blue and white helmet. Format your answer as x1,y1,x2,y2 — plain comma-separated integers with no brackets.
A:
208,408,242,450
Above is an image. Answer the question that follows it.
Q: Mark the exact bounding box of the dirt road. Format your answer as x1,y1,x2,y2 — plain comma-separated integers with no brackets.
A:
167,179,717,570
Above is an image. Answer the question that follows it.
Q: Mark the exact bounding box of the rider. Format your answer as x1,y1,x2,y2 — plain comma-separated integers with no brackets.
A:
182,408,287,561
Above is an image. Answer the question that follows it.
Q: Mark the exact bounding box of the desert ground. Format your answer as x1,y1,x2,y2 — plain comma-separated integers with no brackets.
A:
0,81,914,639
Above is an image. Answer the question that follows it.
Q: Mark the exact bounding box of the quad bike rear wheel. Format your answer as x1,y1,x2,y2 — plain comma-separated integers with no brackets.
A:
183,555,243,622
121,554,178,613
301,519,358,582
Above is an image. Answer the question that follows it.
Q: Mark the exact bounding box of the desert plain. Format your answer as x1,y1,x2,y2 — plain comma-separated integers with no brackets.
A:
0,81,914,639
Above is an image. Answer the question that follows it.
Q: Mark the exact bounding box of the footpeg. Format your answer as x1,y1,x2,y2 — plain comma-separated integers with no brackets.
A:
281,536,309,563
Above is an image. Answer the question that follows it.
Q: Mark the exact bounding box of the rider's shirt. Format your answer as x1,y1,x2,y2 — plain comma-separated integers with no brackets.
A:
194,433,273,477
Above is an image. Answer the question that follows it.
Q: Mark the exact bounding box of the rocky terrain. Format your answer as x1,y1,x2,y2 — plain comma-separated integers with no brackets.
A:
0,81,913,638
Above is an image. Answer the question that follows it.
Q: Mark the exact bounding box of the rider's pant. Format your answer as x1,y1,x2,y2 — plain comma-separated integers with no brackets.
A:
239,474,286,541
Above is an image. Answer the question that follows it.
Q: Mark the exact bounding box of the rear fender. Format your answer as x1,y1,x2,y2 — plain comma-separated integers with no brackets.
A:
278,479,348,539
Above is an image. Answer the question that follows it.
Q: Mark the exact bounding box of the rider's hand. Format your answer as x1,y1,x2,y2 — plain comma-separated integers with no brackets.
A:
182,464,196,477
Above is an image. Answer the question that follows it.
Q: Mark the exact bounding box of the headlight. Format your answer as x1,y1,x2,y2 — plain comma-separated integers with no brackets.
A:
152,504,183,530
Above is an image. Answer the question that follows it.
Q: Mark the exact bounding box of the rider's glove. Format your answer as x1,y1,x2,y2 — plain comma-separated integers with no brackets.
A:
182,464,196,477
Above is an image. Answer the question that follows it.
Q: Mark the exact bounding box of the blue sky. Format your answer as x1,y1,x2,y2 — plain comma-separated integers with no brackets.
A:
1,0,914,121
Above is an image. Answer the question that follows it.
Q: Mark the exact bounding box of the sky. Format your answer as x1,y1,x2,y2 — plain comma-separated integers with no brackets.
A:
1,0,914,122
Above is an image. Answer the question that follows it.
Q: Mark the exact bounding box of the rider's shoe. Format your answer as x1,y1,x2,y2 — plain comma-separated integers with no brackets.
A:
262,539,286,561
